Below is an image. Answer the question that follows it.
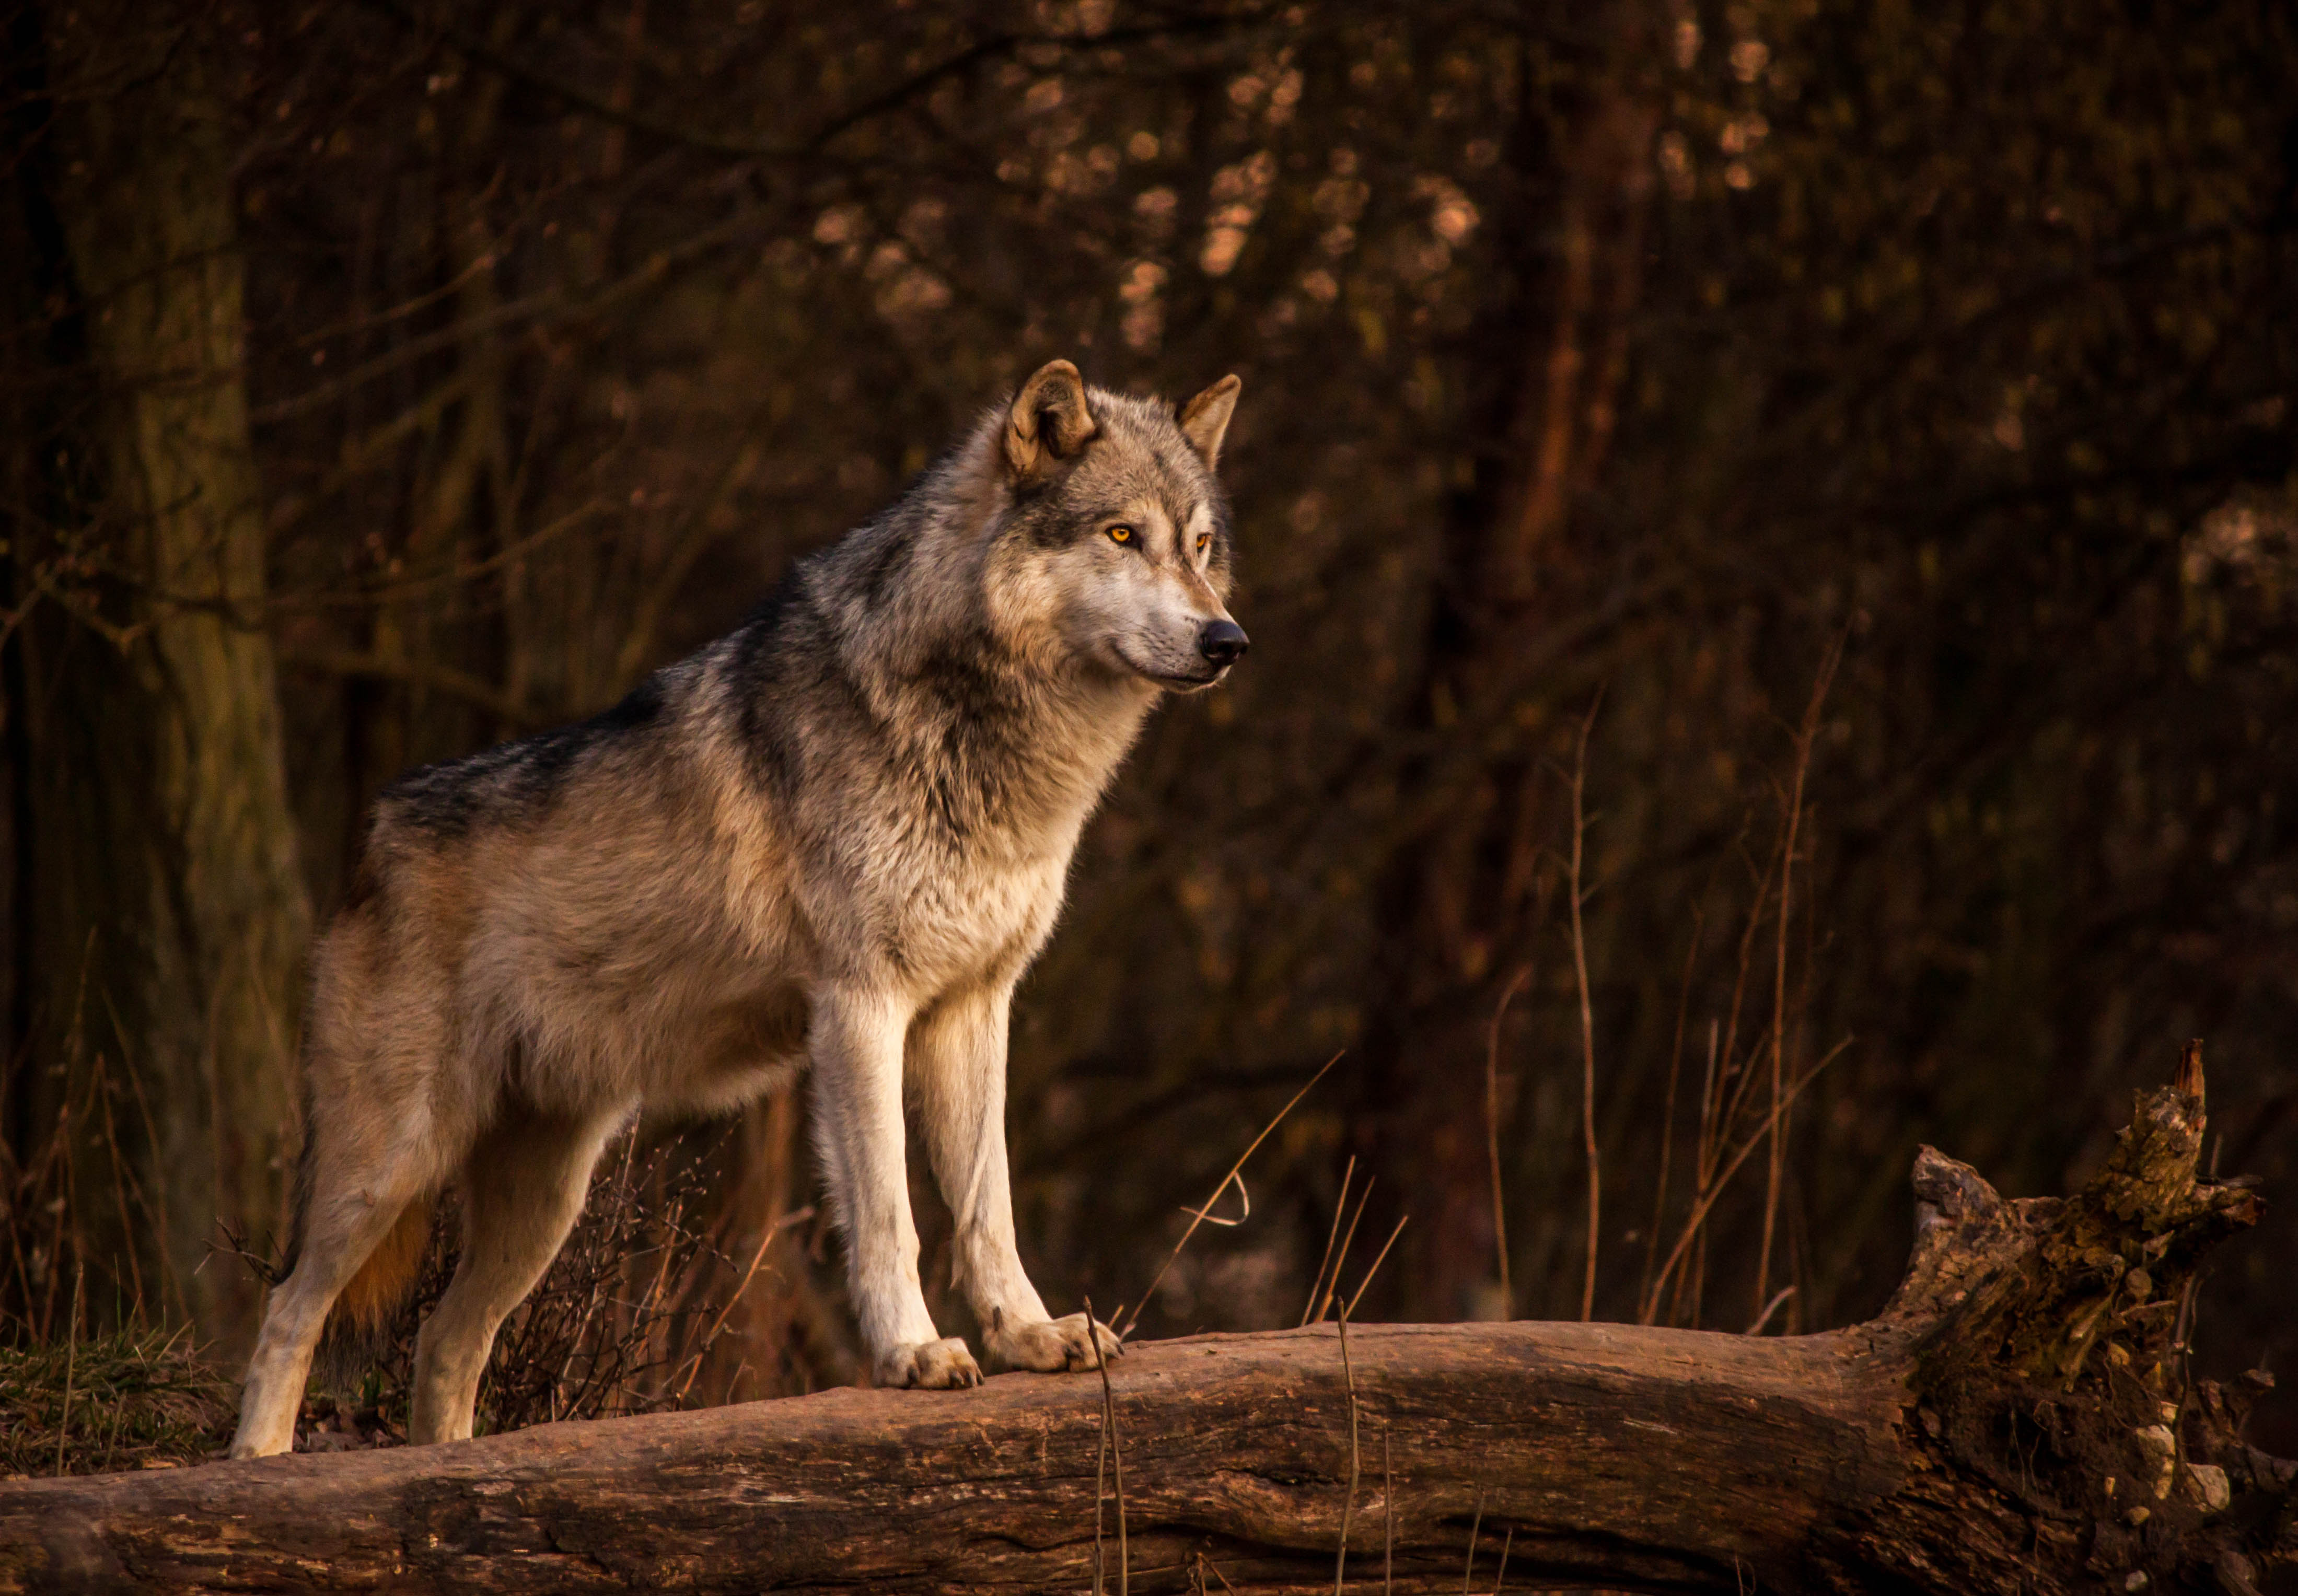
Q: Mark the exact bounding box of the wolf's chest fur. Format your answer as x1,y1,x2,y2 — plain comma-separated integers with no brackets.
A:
773,679,1152,996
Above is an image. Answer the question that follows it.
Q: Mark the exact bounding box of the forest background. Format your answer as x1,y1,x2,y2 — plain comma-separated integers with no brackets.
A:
3,0,2293,1455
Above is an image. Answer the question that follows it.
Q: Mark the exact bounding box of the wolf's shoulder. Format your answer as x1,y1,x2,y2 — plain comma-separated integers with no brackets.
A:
717,560,831,672
376,669,680,839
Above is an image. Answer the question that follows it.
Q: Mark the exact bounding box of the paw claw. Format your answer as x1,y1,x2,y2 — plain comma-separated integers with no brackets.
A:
983,1310,1123,1374
876,1335,982,1390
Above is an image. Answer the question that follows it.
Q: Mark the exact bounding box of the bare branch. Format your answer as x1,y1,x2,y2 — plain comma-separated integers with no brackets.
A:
280,647,541,728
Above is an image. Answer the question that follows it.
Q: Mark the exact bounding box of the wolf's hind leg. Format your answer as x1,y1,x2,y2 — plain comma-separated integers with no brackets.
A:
409,1108,621,1444
914,984,1119,1374
230,1115,440,1460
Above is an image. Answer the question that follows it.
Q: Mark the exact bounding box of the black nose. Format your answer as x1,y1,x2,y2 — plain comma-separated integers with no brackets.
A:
1198,620,1250,668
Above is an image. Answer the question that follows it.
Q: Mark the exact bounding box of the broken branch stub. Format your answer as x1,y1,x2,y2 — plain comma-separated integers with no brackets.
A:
1869,1043,2289,1595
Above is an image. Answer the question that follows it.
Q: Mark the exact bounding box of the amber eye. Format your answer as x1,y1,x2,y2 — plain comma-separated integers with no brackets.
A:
1195,533,1211,556
1107,524,1135,544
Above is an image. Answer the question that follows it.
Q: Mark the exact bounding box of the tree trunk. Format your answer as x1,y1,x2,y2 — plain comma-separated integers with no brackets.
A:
1359,3,1666,1327
3,1058,2286,1595
12,2,310,1348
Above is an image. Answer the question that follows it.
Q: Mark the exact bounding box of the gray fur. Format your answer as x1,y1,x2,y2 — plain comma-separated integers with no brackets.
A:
228,364,1246,1455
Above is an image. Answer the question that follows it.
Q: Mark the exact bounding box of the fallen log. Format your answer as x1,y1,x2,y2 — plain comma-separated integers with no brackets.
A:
2,1049,2289,1594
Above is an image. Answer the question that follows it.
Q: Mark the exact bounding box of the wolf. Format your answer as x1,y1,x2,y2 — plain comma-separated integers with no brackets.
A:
228,360,1248,1457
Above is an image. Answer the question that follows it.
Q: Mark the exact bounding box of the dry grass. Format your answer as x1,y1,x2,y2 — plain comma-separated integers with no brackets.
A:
1483,968,1530,1321
1121,1051,1339,1342
1622,645,1852,1334
0,1327,235,1477
0,1021,238,1475
3,1038,182,1343
1564,691,1603,1324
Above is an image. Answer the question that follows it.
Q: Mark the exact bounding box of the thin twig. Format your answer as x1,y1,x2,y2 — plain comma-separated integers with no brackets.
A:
1494,1526,1513,1592
1302,1156,1356,1327
99,1386,125,1474
1707,823,1779,1255
1642,1036,1853,1323
676,1204,814,1402
1383,1428,1395,1594
1183,1173,1251,1228
1755,635,1842,1319
92,1056,148,1320
1085,1295,1127,1596
1484,966,1530,1319
1124,1053,1340,1339
56,1263,83,1476
1668,1015,1723,1328
1314,1179,1375,1325
1463,1488,1484,1593
1334,1305,1361,1595
282,646,540,726
1642,907,1704,1315
1569,691,1604,1322
2172,1272,2201,1357
1343,1216,1411,1323
1746,1284,1795,1336
1092,1318,1108,1595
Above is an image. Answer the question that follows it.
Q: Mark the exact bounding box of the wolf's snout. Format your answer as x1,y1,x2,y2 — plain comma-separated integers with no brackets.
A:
1198,620,1250,668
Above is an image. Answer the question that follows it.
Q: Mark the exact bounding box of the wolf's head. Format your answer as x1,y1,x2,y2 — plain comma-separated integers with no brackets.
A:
988,360,1248,693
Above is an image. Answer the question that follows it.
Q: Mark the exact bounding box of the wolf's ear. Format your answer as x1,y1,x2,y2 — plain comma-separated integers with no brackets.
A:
1004,359,1099,481
1178,374,1241,469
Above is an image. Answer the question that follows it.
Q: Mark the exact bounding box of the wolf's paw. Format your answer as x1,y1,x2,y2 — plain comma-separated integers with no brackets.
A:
876,1335,982,1390
983,1308,1123,1374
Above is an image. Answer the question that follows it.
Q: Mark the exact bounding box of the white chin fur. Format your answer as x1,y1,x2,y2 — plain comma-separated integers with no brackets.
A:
1111,644,1214,690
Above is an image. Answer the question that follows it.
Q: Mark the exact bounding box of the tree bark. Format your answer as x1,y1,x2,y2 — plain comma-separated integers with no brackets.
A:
12,3,311,1348
1,1058,2288,1594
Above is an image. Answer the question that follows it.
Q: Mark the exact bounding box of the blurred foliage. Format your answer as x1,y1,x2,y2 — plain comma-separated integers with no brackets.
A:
3,0,2293,1449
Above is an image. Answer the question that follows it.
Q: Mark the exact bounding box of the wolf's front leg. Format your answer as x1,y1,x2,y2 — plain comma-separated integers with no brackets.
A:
913,983,1120,1374
810,983,980,1389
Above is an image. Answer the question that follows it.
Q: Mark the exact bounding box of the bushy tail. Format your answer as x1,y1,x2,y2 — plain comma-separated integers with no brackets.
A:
310,1194,436,1396
338,1195,434,1332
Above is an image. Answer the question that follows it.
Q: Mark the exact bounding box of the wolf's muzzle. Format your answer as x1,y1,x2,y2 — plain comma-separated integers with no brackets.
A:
1198,620,1250,668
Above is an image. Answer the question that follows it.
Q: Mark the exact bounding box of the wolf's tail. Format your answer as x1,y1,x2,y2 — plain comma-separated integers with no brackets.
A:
335,1196,435,1332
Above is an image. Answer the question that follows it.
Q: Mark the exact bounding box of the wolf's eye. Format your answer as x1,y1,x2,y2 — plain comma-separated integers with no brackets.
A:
1106,525,1134,545
1195,533,1211,556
